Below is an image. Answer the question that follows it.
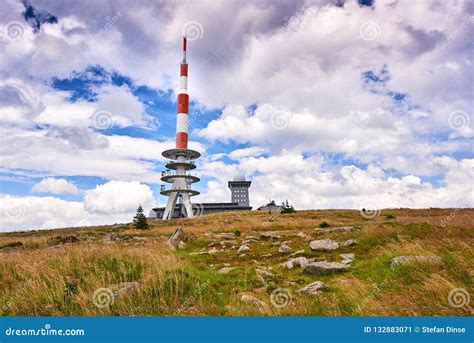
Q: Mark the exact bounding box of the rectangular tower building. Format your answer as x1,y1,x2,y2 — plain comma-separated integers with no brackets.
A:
228,176,251,207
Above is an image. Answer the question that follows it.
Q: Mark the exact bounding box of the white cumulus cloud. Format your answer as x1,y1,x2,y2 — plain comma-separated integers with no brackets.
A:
32,177,79,194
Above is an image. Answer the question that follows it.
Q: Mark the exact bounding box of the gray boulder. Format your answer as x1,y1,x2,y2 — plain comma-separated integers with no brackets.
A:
309,239,339,251
168,227,185,249
218,267,235,274
238,245,250,253
341,239,358,246
260,232,282,240
340,253,355,264
299,281,325,296
303,261,351,274
283,257,309,269
278,243,292,254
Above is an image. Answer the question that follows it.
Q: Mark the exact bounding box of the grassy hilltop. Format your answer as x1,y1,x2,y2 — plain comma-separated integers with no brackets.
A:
0,208,473,316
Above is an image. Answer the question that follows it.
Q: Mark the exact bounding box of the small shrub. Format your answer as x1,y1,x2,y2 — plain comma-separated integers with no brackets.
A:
319,221,330,228
234,230,241,237
386,214,395,219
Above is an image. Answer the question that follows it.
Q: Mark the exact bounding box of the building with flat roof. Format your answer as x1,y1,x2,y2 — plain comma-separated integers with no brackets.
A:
150,176,252,219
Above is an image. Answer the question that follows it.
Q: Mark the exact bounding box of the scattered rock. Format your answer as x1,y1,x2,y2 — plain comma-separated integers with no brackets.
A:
111,281,140,299
296,231,309,239
309,239,339,251
260,232,282,240
220,240,238,247
341,239,358,246
261,253,273,258
390,255,443,268
303,261,351,274
284,257,309,269
241,294,264,307
328,226,359,233
278,243,292,254
340,253,355,264
243,238,260,244
215,233,234,240
178,241,187,250
238,245,250,253
208,247,219,254
218,267,235,274
299,281,325,296
168,227,185,249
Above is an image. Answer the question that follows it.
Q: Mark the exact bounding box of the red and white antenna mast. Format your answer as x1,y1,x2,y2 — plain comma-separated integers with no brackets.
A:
160,36,200,220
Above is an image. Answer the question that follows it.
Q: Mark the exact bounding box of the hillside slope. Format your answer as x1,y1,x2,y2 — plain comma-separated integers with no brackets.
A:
1,208,473,316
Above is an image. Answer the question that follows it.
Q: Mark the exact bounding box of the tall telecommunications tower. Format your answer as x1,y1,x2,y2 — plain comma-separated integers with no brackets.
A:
160,36,200,220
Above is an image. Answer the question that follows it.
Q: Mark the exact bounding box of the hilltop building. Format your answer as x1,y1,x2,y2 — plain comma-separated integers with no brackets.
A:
151,176,252,219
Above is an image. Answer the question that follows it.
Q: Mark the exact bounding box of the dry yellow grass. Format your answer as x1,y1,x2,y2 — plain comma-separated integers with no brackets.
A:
0,208,473,316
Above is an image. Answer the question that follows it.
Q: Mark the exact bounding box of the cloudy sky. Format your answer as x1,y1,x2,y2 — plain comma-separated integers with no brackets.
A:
0,0,472,232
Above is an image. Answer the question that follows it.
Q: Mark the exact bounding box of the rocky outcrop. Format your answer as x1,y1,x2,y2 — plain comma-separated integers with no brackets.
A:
341,239,358,246
238,245,250,253
340,253,355,264
283,257,309,269
241,294,264,307
168,227,185,249
278,244,292,254
303,261,351,274
299,281,325,296
309,239,339,251
218,267,235,274
260,232,282,240
390,255,443,268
